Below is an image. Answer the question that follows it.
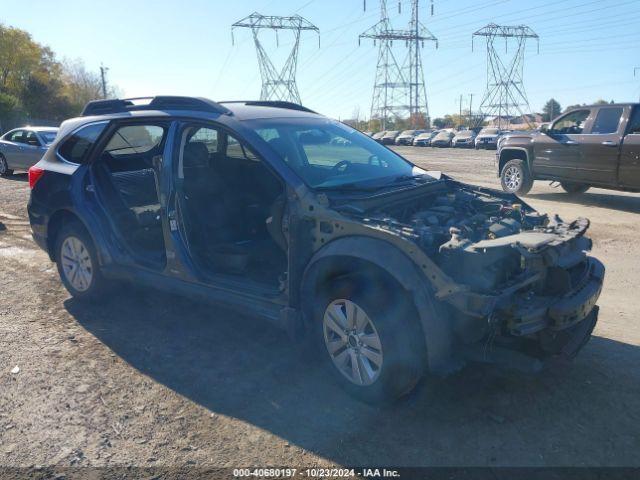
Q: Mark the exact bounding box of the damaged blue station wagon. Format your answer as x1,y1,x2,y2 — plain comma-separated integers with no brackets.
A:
28,96,604,403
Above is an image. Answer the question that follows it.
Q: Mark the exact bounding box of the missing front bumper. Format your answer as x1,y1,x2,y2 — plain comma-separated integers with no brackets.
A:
504,258,605,336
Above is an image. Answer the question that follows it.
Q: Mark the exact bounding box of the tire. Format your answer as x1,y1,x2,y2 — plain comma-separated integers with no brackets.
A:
314,275,425,404
500,159,533,195
560,182,590,194
0,154,13,177
54,221,109,300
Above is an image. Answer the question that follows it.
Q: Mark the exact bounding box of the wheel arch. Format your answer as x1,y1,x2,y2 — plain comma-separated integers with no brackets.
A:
46,209,93,262
300,236,456,375
499,147,530,176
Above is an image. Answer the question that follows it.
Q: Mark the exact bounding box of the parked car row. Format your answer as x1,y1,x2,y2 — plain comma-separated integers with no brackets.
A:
366,127,511,149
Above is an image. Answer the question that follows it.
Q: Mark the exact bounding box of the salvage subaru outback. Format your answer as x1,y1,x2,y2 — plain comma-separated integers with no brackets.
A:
28,97,604,403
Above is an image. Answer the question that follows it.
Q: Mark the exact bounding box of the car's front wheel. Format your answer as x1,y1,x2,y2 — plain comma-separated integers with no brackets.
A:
54,221,109,299
560,182,590,194
315,277,425,404
0,154,13,177
501,159,533,195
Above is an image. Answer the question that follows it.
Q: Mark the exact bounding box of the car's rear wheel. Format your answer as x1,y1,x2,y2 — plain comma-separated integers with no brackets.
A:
54,222,109,299
315,276,425,404
501,159,533,195
560,182,590,194
0,154,13,177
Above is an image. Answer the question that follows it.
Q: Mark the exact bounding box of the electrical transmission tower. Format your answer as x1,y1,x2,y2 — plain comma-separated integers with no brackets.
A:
473,24,539,130
232,12,319,104
360,1,437,130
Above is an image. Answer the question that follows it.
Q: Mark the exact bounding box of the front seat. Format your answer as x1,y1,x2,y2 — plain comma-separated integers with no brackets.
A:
182,142,233,245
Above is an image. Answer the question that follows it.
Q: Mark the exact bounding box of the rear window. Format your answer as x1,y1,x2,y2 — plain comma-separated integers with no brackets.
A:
104,125,164,156
58,123,107,164
591,107,623,134
628,108,640,135
38,131,58,144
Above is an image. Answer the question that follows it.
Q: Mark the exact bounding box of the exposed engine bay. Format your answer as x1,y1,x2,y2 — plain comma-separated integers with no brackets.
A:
334,178,602,340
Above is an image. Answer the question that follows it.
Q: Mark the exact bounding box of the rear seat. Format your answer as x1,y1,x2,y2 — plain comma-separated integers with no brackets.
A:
110,168,161,227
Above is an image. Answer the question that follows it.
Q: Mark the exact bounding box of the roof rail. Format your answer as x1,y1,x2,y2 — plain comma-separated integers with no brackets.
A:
81,96,232,117
220,100,317,114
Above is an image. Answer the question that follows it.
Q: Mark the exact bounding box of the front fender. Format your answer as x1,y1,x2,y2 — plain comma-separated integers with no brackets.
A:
301,236,457,375
499,146,533,176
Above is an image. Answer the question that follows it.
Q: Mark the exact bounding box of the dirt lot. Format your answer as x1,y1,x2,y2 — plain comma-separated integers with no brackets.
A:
1,147,639,469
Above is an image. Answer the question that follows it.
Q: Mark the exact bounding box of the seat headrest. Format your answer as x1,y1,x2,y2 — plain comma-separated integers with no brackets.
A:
268,137,296,163
183,141,210,169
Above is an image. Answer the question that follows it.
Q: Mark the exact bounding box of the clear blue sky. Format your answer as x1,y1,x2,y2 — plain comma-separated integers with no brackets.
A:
3,0,639,120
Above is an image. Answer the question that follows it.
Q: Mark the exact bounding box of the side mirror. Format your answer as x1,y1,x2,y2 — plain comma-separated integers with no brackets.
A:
539,124,549,134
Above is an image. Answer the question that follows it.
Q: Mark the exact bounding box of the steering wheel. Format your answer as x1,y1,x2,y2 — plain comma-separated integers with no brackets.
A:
331,160,352,173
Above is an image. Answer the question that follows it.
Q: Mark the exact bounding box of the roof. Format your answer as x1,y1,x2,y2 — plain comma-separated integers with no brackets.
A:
568,103,639,110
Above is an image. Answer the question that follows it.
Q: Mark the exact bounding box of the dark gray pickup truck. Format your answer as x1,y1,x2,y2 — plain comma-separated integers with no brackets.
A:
497,103,640,194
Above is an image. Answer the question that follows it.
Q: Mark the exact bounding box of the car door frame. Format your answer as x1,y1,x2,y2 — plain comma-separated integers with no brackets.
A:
21,130,47,169
619,105,640,189
82,118,175,273
532,108,594,181
164,118,291,303
576,105,627,186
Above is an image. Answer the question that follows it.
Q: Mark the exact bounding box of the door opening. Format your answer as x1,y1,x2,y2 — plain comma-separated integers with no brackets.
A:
176,124,287,288
92,122,169,269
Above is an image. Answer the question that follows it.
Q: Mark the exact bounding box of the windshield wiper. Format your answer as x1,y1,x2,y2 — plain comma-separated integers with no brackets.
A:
315,181,386,192
316,174,431,192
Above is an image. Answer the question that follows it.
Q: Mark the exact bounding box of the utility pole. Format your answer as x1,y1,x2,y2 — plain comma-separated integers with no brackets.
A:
99,64,109,99
458,93,463,128
360,1,437,129
473,24,539,130
635,67,640,102
232,12,319,104
468,93,474,128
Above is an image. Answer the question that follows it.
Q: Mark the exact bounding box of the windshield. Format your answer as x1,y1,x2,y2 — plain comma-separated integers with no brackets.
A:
247,118,428,189
480,128,499,135
37,131,58,144
400,130,415,135
456,131,473,138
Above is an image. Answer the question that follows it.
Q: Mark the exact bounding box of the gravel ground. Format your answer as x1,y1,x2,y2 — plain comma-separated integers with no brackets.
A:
1,147,639,470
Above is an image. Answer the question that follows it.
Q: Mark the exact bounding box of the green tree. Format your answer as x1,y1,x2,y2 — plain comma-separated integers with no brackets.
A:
542,98,561,121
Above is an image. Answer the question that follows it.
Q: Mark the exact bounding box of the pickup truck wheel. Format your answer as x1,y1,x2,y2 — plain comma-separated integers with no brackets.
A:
315,276,425,404
0,155,13,177
501,159,533,195
560,182,590,194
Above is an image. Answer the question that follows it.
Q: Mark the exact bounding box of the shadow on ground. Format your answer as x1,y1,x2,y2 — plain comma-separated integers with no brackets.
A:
526,191,640,214
3,172,28,182
65,288,640,466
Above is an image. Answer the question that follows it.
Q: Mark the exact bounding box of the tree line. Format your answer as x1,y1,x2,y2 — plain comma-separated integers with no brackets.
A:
0,23,117,133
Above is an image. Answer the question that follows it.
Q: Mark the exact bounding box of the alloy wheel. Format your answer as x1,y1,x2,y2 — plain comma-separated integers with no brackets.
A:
0,157,6,175
504,165,522,191
60,236,93,292
323,299,384,386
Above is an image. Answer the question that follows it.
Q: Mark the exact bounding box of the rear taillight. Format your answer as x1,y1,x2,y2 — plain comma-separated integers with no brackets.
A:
28,166,44,189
